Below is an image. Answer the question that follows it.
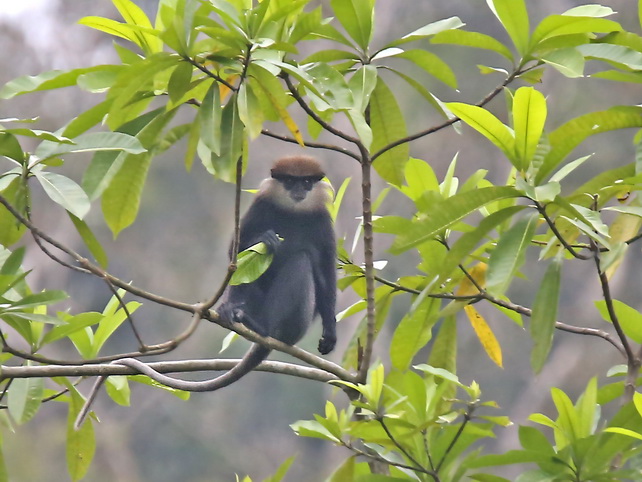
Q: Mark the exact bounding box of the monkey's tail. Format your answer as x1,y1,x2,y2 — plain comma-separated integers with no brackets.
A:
117,344,271,392
75,345,271,429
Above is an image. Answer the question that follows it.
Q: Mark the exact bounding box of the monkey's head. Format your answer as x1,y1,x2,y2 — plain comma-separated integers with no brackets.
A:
260,156,333,212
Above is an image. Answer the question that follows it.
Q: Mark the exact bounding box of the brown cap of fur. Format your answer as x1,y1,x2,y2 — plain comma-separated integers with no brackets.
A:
271,155,325,178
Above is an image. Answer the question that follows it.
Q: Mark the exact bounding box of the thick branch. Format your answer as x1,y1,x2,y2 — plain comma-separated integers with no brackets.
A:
0,359,339,383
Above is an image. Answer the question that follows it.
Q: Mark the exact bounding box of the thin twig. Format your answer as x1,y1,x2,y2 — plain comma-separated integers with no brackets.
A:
183,56,237,92
282,74,362,147
536,202,591,260
379,417,431,475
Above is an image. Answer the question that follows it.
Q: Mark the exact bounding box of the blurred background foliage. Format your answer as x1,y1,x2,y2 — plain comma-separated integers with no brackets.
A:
1,1,641,480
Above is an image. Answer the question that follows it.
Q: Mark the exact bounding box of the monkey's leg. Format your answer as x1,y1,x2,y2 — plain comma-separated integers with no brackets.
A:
261,252,315,345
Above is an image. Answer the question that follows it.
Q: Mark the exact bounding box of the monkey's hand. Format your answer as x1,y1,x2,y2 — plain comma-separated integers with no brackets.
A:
318,333,336,355
257,229,281,253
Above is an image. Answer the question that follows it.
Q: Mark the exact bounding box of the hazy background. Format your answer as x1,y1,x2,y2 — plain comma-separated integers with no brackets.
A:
1,1,641,480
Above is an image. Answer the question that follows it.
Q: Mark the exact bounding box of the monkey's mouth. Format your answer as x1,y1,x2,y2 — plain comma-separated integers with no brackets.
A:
290,192,306,202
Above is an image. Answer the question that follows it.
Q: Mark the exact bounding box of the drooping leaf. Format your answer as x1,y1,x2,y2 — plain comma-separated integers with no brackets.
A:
7,370,43,424
487,213,538,296
65,385,96,481
390,298,438,371
33,172,90,220
464,305,503,368
370,78,409,187
530,256,562,374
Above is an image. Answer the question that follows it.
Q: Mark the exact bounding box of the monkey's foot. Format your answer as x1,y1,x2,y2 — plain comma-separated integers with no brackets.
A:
318,334,336,355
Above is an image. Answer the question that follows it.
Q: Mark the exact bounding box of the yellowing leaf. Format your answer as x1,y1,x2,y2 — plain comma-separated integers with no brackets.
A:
464,305,503,368
456,263,487,296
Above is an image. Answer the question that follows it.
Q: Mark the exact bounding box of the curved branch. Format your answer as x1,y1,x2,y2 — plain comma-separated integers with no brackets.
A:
260,129,361,161
371,65,531,162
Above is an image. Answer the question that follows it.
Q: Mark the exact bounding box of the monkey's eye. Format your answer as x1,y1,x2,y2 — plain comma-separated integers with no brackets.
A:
301,178,314,190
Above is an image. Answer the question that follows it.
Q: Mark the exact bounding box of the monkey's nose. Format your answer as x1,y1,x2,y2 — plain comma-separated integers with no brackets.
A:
290,190,306,202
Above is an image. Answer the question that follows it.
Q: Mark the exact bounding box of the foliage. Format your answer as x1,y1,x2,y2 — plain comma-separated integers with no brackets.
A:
2,0,642,480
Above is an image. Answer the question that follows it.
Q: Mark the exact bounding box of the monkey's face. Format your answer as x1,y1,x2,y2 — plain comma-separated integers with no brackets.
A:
260,176,333,212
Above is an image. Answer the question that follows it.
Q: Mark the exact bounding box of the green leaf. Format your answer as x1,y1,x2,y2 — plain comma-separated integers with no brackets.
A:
540,47,585,78
513,87,547,170
391,186,522,253
487,0,530,56
204,95,244,183
237,82,264,140
0,178,27,247
35,131,146,160
431,29,513,60
392,16,465,46
578,43,642,70
105,376,131,407
487,214,538,296
370,78,409,187
0,66,122,99
66,385,96,481
198,80,222,154
33,172,90,219
101,112,174,236
92,301,141,357
538,106,642,183
390,298,438,371
229,242,274,285
68,213,109,268
0,133,25,162
446,102,516,166
101,151,152,237
530,256,562,374
392,49,457,89
167,61,194,105
113,0,162,53
329,0,374,50
7,372,43,424
594,299,642,344
348,65,377,113
82,109,163,200
41,312,104,346
531,15,621,48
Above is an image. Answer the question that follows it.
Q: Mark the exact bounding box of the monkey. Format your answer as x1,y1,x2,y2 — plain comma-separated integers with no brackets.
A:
97,155,337,394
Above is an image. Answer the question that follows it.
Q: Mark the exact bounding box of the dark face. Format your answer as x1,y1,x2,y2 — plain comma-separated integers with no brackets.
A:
272,174,324,202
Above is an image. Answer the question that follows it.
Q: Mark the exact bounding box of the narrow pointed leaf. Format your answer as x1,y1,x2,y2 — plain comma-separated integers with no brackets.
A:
7,373,43,424
513,87,547,170
530,257,562,373
538,106,642,183
392,187,521,253
431,29,513,60
487,213,538,296
487,0,530,56
447,102,516,165
329,0,374,50
370,78,409,186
